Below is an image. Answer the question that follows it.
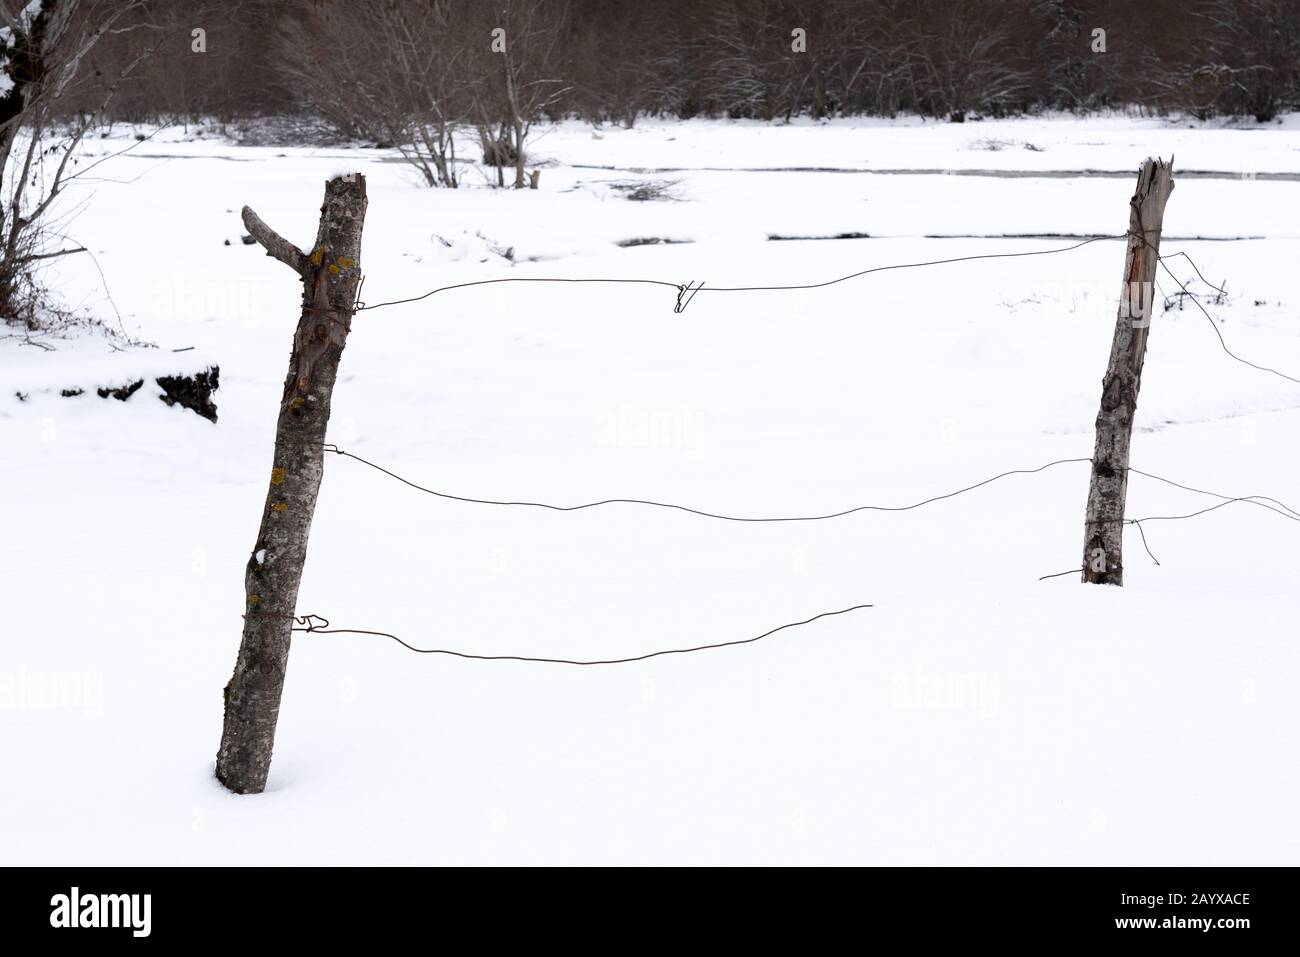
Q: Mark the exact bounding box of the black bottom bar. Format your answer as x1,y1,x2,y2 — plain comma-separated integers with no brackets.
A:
1,866,1292,945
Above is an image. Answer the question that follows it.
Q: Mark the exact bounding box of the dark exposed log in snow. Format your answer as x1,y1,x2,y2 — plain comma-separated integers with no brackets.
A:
53,366,221,421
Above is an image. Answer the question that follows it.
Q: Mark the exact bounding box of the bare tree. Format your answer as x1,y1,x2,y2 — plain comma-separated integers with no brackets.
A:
1183,0,1300,122
826,0,918,118
92,1,283,127
278,0,468,187
469,0,570,189
0,0,151,328
16,1,1294,140
904,0,1032,121
561,0,675,126
698,1,770,119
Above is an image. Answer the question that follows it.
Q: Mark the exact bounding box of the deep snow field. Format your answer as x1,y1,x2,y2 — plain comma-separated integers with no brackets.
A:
2,114,1299,865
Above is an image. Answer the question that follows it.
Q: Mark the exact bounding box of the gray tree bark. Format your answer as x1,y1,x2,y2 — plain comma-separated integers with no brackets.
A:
1082,157,1174,585
216,174,368,794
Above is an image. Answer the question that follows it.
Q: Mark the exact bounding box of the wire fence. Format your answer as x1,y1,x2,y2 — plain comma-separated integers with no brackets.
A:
357,233,1300,386
355,234,1126,314
292,235,1300,665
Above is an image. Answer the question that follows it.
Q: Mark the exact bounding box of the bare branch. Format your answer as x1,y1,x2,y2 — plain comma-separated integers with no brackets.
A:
64,123,169,185
12,245,86,264
241,205,307,275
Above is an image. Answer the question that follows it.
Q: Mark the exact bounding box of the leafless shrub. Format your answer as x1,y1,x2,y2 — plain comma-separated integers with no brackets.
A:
277,0,468,187
1178,0,1300,122
466,0,571,188
969,136,1044,152
608,178,683,202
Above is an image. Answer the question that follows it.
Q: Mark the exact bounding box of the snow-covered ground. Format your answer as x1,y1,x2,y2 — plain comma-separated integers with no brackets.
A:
3,115,1298,865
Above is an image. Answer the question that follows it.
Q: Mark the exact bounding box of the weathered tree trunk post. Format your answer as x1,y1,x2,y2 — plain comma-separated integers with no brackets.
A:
216,174,368,793
1082,158,1174,585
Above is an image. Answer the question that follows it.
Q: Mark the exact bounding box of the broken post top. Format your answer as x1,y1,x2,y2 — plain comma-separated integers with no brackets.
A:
241,174,368,280
1136,155,1174,181
1130,157,1174,246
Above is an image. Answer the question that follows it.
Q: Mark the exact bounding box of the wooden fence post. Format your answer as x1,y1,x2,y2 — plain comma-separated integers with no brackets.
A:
1082,157,1174,585
216,174,368,793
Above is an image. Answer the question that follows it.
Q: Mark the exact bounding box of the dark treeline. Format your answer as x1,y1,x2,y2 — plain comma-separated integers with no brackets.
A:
72,0,1300,128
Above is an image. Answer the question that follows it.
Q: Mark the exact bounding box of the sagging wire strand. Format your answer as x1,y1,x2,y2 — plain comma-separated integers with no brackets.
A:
318,443,1300,529
353,228,1300,387
288,604,875,666
297,447,1298,657
354,234,1127,313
